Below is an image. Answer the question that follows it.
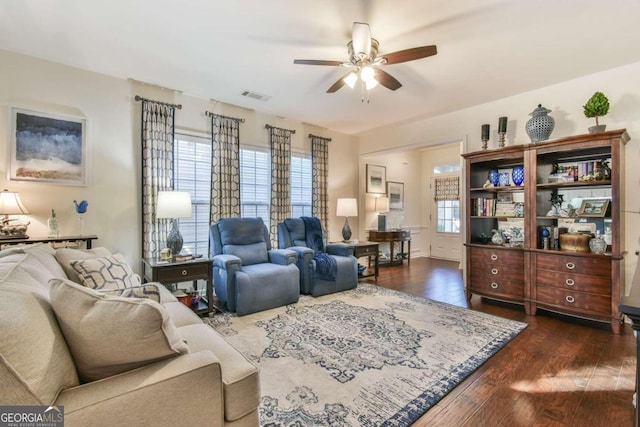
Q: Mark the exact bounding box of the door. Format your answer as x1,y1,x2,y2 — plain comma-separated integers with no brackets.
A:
430,175,461,261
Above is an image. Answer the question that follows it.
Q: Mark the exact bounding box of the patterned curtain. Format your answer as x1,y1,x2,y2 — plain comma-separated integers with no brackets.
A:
434,176,460,200
210,114,241,223
141,100,176,259
267,125,294,247
311,135,330,235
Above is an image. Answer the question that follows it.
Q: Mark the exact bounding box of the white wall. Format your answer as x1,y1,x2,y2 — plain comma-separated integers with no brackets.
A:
0,49,359,272
358,60,640,293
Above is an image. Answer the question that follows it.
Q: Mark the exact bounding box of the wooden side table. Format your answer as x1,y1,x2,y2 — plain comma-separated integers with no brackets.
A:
142,257,214,317
367,229,411,266
350,241,379,280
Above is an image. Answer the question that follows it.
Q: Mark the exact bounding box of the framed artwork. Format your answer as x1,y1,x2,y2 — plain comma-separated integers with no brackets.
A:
10,107,87,186
387,181,404,209
577,198,610,217
366,164,386,194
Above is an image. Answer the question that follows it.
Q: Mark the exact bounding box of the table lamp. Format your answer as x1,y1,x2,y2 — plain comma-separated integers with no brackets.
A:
336,198,357,242
375,196,389,232
156,191,192,256
0,189,31,238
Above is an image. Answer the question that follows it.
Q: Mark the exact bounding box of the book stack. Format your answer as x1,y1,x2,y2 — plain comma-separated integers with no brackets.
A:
472,198,496,216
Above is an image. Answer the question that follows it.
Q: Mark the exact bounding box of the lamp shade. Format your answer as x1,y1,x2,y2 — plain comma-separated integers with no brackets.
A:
156,191,192,219
0,190,30,215
375,196,389,213
336,198,357,217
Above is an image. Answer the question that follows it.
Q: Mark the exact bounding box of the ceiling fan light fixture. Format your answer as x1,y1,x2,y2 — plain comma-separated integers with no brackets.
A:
344,71,358,88
365,77,378,90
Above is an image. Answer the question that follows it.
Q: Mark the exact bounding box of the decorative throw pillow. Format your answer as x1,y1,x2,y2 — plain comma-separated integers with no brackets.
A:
70,253,140,290
55,247,112,283
49,278,189,382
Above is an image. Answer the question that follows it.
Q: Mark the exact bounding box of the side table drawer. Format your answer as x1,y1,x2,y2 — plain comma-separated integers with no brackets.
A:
355,245,377,258
536,286,611,316
153,263,209,282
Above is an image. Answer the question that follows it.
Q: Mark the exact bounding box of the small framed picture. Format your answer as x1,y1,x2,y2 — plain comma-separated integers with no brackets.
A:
386,181,404,209
366,164,386,194
577,198,610,217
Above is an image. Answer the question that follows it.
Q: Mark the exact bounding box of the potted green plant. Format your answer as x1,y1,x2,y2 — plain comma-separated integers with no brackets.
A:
583,91,610,133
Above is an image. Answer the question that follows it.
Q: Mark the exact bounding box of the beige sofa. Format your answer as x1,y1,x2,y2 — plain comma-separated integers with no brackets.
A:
0,243,260,427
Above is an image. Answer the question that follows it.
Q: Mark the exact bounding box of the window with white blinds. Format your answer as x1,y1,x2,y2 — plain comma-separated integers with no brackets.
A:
174,133,212,256
290,153,312,218
240,147,270,224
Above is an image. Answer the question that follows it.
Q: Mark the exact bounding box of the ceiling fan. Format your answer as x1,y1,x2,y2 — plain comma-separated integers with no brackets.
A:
293,22,437,95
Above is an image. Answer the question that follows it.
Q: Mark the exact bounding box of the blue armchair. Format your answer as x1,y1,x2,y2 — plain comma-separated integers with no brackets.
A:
210,217,300,316
277,217,358,296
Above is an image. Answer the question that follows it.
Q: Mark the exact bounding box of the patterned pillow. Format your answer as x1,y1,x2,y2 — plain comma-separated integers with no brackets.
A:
70,253,140,291
99,284,161,303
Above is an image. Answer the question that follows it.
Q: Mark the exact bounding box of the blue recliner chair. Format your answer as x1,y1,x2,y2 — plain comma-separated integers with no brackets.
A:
209,217,300,316
277,217,358,296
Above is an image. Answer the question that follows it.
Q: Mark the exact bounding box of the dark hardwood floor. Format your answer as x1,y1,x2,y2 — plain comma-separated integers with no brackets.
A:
363,257,636,427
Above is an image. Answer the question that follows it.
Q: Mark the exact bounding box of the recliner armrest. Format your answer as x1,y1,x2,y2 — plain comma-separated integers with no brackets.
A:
268,248,297,265
287,246,314,258
213,254,242,270
326,243,355,257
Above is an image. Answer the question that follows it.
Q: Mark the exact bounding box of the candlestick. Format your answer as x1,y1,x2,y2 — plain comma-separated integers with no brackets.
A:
498,116,508,133
498,131,506,148
481,124,490,150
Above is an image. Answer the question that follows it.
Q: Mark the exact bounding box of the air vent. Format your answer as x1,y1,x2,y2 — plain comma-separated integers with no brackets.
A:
241,90,272,102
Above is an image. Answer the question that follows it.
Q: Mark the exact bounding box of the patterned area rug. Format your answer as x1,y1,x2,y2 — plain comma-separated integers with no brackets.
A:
204,283,527,426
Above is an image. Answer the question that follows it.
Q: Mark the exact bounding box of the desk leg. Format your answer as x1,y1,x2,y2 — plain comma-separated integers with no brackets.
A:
407,240,411,265
374,252,379,278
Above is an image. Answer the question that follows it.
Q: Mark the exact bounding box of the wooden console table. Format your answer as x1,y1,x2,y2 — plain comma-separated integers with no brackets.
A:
367,229,411,266
0,234,98,250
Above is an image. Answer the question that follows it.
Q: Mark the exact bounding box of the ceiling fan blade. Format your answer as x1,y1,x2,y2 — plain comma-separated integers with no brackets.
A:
293,59,344,66
352,22,371,57
381,45,438,65
374,69,402,91
327,73,352,93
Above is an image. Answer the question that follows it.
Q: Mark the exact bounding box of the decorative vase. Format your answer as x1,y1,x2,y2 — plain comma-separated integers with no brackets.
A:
491,229,504,245
588,124,606,134
589,233,607,254
526,104,555,143
488,169,500,186
512,165,524,186
498,172,510,187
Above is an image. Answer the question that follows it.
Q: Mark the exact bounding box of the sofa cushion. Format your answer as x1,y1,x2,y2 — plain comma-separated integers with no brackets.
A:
177,323,260,421
100,284,162,303
0,243,68,283
49,278,189,383
163,301,203,327
0,257,79,405
70,253,140,290
55,247,113,283
223,242,268,266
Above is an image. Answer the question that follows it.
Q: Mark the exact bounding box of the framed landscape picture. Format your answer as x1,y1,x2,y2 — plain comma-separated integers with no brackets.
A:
387,181,404,209
577,198,610,217
10,108,87,186
366,164,386,194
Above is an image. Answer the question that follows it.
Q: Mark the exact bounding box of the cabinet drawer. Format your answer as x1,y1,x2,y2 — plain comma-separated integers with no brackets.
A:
536,253,611,277
471,247,524,265
152,263,209,282
536,269,611,295
469,277,524,300
471,263,524,282
536,286,611,316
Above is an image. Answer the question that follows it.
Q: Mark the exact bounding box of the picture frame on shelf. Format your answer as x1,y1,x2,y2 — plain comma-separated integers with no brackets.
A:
10,107,87,186
386,181,404,209
577,198,610,217
366,164,386,194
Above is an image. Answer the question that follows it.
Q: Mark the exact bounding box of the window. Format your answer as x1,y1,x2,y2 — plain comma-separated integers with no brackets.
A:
240,147,270,223
433,162,461,174
290,153,312,217
174,132,211,256
437,200,460,233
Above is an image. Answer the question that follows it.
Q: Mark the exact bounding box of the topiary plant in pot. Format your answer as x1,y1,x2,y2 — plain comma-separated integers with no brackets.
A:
583,91,610,133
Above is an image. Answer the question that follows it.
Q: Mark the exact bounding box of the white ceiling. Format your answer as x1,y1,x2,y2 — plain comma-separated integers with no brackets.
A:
2,0,640,135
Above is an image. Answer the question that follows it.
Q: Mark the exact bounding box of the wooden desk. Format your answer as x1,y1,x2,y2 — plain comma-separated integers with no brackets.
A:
0,234,98,250
367,229,411,266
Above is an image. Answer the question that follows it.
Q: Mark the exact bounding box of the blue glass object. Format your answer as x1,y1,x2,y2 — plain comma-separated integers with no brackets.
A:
488,169,500,186
499,172,510,187
512,165,525,186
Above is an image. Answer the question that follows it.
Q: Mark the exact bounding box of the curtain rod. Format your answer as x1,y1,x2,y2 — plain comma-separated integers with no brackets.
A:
205,111,245,123
134,95,182,110
265,124,296,134
308,133,332,142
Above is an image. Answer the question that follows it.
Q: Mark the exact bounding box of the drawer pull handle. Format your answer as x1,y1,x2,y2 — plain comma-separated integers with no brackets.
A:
565,278,575,286
491,268,499,275
565,262,576,270
182,270,188,276
490,282,498,289
490,254,498,261
566,295,575,303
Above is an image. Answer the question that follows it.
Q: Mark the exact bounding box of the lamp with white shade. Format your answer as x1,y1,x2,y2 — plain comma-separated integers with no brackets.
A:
375,196,389,232
0,189,31,238
156,191,192,256
336,198,357,242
